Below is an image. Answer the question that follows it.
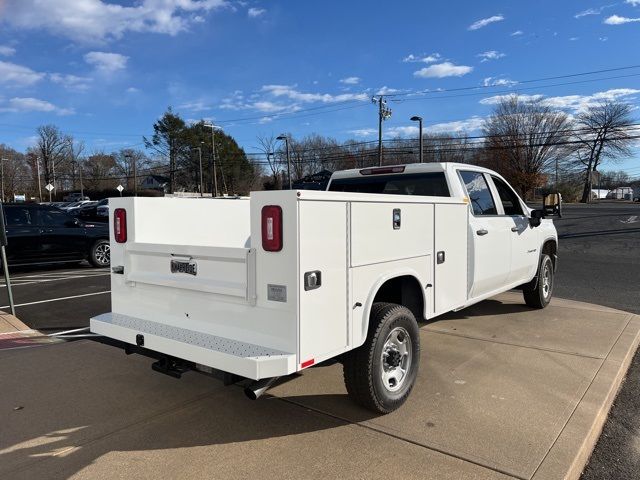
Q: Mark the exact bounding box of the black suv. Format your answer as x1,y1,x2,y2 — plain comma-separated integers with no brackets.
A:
2,203,110,268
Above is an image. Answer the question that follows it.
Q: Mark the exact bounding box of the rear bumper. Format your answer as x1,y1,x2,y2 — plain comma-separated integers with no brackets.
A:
90,312,296,380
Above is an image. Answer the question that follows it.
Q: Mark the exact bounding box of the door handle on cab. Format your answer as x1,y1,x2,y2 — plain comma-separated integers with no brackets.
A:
511,226,519,232
476,229,488,236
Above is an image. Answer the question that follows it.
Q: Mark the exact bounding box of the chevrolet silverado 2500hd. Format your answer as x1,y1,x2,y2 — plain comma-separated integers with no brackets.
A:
91,162,557,413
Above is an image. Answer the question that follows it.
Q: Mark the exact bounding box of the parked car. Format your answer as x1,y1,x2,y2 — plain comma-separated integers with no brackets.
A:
92,162,557,413
74,199,109,222
63,192,90,202
61,200,93,211
2,203,110,267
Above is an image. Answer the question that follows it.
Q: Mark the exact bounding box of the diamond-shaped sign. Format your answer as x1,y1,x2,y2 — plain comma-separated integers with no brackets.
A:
45,183,54,192
116,184,124,192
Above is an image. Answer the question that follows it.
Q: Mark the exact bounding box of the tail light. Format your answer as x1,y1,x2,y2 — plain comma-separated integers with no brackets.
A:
261,205,282,252
114,208,127,243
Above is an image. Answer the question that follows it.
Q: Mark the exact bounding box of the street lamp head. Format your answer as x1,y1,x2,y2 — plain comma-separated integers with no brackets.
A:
276,134,287,141
410,116,422,122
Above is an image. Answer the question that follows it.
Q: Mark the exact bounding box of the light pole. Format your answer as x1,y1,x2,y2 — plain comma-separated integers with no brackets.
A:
410,116,423,163
276,134,292,189
36,157,42,202
204,123,220,197
72,160,85,199
1,157,6,202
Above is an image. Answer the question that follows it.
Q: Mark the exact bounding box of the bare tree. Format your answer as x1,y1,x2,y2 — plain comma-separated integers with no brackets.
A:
482,95,574,198
34,125,71,191
573,101,635,203
255,134,281,189
113,148,149,190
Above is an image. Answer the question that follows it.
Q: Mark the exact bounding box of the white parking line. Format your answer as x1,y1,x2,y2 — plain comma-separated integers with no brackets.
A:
0,291,111,309
0,273,110,288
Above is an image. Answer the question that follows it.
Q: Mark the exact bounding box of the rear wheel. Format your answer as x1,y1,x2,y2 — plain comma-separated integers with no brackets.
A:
89,240,110,268
343,302,420,414
523,254,554,309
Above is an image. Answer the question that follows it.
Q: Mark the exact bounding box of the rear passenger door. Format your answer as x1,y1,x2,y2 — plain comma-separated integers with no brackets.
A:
489,175,540,285
458,170,512,298
3,206,41,264
36,208,86,260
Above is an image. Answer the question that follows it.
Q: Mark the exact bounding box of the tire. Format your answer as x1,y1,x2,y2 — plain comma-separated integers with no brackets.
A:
523,254,554,309
343,302,420,414
89,239,110,268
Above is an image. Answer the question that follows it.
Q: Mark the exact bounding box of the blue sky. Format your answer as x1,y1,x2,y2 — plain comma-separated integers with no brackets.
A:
0,0,639,174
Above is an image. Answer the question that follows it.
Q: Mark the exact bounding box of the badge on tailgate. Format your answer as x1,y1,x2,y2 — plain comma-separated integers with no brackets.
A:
170,257,198,276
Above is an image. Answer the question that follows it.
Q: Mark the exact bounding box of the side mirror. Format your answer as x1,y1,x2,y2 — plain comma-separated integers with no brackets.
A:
529,209,544,228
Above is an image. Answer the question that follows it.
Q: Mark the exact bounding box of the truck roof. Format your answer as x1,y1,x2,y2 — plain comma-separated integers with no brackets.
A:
329,162,492,181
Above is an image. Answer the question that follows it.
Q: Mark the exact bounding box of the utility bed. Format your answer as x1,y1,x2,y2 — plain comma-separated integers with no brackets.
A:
91,190,468,379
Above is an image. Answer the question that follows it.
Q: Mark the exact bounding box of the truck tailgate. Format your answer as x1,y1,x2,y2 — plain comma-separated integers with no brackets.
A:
124,242,257,304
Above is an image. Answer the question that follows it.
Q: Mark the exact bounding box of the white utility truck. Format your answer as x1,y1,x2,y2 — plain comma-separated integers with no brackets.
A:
91,163,557,413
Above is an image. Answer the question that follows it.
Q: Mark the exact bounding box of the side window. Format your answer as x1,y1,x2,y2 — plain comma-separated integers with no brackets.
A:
5,208,32,226
459,171,498,216
491,176,524,216
39,209,71,227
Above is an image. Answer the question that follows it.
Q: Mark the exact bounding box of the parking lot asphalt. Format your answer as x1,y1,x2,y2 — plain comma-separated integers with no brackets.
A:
0,264,109,332
2,200,639,479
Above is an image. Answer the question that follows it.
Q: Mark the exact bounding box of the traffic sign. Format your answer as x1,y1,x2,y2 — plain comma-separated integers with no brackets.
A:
116,184,124,192
45,183,54,192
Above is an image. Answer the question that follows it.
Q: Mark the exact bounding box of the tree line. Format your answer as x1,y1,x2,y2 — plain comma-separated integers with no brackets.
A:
0,96,636,202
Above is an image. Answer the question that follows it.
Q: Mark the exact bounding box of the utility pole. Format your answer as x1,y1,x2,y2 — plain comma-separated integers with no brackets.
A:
555,158,559,193
410,116,423,163
125,153,136,196
372,96,392,166
52,159,56,201
198,143,204,197
277,135,292,189
205,123,219,197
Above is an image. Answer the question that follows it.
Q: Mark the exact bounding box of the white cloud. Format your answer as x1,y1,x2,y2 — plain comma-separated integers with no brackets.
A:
402,53,441,63
260,84,368,103
0,97,73,115
626,0,640,6
604,14,640,24
479,89,640,112
575,5,614,18
482,77,517,87
413,62,473,78
0,45,16,56
178,100,211,112
84,51,128,72
126,86,140,93
221,85,367,114
477,50,505,62
248,7,265,18
511,30,523,36
0,60,45,86
49,73,92,91
375,86,400,95
426,116,485,134
349,128,377,138
569,37,580,41
468,15,504,31
0,0,227,43
340,76,361,85
480,94,543,105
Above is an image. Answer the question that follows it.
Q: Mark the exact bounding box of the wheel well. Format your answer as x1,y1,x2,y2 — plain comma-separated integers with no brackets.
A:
372,275,424,322
542,240,557,268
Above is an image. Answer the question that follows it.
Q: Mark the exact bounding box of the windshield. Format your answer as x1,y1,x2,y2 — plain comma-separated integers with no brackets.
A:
328,172,450,197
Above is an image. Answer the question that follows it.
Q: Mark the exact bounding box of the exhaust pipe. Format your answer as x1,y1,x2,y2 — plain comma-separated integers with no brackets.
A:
244,377,279,400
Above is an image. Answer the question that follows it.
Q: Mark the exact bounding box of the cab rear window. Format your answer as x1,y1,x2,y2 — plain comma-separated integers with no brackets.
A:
328,172,450,197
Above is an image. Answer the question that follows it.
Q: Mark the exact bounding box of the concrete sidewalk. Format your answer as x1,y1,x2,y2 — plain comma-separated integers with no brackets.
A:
1,292,638,480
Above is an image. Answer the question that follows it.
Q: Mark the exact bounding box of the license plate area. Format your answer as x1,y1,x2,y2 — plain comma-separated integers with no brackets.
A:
171,258,198,276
